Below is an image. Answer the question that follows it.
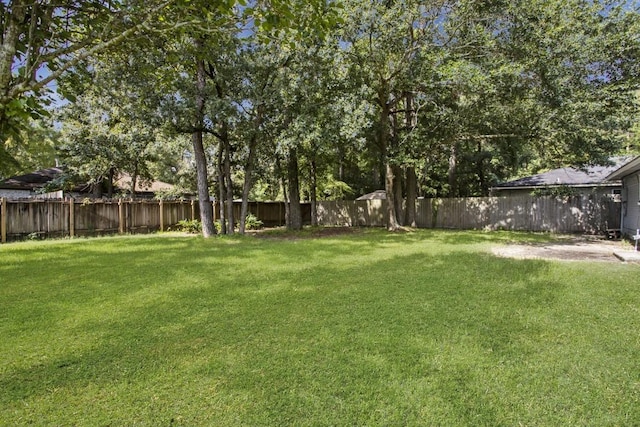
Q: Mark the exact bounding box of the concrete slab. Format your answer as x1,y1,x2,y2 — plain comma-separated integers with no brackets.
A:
613,251,640,263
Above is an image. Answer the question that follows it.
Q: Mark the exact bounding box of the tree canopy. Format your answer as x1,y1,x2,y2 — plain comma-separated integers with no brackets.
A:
2,0,638,233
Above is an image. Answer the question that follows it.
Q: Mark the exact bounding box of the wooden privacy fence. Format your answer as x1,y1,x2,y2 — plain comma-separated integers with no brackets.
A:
317,195,621,234
1,195,617,242
0,198,192,242
0,198,305,243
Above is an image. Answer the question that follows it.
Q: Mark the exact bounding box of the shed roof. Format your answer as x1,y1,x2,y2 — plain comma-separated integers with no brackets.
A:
492,157,632,191
356,190,386,200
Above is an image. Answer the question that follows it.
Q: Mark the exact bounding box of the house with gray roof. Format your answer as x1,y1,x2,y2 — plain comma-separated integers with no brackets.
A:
0,167,178,199
0,167,82,198
491,157,633,199
606,155,640,238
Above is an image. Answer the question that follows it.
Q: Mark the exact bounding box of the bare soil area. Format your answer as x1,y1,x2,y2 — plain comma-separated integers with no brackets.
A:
491,237,631,262
249,227,635,262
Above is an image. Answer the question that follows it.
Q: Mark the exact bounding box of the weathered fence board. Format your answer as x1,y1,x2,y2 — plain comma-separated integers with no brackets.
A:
2,199,70,239
317,200,386,227
0,198,311,243
1,195,618,243
0,198,188,242
319,195,621,234
210,201,311,227
74,200,119,236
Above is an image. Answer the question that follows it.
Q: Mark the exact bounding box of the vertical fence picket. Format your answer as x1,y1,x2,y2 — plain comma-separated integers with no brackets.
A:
2,195,616,241
69,198,75,238
317,195,618,234
1,198,6,243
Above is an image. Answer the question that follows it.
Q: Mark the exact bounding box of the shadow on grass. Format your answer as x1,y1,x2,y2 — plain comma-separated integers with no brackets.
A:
1,233,578,425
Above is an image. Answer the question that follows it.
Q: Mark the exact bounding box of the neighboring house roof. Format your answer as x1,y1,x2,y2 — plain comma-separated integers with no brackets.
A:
113,173,175,194
0,167,66,190
605,155,640,181
493,157,632,191
356,190,386,200
0,168,175,195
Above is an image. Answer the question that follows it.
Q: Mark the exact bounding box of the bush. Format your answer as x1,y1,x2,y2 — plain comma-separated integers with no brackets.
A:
172,219,202,234
245,213,263,230
172,215,262,234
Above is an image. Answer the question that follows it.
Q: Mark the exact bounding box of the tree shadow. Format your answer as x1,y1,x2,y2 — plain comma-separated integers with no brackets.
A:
2,237,573,425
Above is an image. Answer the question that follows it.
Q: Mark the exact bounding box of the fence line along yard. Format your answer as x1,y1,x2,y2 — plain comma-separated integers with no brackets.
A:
317,195,621,234
0,195,620,243
0,198,300,243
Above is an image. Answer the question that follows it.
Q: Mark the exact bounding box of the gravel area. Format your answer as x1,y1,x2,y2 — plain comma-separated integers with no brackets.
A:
491,237,635,263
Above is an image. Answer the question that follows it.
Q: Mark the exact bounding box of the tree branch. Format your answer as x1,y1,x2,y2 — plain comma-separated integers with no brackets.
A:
8,0,177,99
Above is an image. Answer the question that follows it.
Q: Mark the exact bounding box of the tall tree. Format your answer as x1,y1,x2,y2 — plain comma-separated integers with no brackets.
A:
341,0,451,229
0,0,174,148
338,0,639,205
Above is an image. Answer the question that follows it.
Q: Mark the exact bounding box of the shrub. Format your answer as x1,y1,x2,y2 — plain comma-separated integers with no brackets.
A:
244,213,263,230
172,219,202,234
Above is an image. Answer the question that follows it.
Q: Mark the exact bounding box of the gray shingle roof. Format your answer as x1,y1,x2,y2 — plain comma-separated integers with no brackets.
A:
0,168,174,194
606,155,640,181
493,157,632,189
0,167,66,190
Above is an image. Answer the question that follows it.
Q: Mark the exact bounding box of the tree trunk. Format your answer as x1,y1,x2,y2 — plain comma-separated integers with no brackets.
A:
217,139,226,235
384,162,399,230
404,92,417,227
310,156,318,226
93,181,103,198
130,163,138,196
405,166,417,227
224,133,234,235
193,130,215,237
192,51,215,238
0,3,27,101
393,164,404,226
390,98,403,225
107,168,114,198
239,134,258,234
239,107,262,234
448,142,458,198
378,86,398,231
287,147,302,230
276,157,290,227
477,140,486,195
338,146,344,182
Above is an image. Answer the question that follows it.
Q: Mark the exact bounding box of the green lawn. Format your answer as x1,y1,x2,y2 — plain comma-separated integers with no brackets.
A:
1,229,639,426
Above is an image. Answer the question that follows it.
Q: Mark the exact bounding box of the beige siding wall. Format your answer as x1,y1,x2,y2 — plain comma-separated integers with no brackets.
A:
621,174,640,236
0,189,31,198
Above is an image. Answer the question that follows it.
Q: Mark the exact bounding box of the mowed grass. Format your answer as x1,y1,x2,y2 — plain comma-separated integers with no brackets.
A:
1,229,639,426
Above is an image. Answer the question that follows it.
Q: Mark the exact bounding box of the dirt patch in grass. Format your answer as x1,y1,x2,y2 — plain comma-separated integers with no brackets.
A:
491,236,628,262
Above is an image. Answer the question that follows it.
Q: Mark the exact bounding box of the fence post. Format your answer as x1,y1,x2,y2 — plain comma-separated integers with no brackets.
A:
69,198,75,238
159,199,164,232
118,199,125,234
191,200,195,221
1,197,6,243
